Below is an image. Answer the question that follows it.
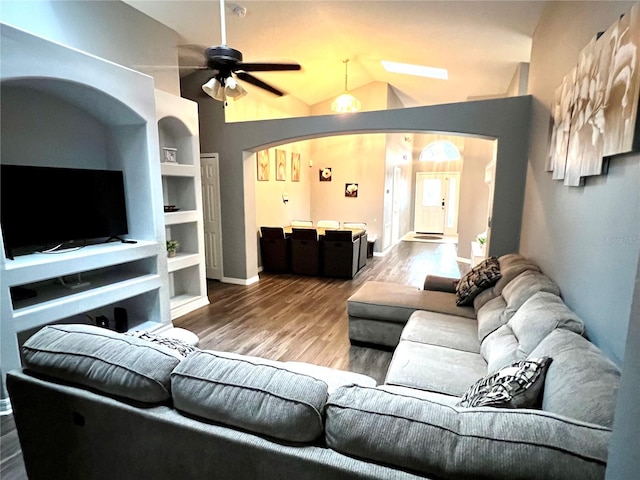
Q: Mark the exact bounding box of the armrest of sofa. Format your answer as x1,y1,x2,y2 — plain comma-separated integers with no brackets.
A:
423,274,458,293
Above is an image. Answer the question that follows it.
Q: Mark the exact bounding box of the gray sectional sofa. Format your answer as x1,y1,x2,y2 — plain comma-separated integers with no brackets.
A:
7,254,621,479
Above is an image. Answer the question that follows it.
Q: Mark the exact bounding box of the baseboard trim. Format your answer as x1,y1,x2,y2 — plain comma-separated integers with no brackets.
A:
222,275,260,286
0,397,12,416
457,256,471,264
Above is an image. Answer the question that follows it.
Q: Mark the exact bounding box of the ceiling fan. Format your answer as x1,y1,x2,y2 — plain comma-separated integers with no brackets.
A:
194,0,301,103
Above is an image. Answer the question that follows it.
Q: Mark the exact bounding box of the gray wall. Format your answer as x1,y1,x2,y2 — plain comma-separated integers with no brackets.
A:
181,73,532,281
520,1,639,365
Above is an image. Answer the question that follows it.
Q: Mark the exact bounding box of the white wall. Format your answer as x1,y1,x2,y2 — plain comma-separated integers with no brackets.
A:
0,0,180,95
520,0,639,364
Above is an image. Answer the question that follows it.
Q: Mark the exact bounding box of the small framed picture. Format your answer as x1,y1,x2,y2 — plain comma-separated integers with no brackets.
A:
162,147,177,163
345,183,358,197
319,167,332,181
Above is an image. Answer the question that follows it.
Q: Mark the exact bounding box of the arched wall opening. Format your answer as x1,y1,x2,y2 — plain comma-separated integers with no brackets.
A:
181,75,531,282
248,132,496,271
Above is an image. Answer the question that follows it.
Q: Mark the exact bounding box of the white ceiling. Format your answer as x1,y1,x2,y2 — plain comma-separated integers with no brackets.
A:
123,0,548,107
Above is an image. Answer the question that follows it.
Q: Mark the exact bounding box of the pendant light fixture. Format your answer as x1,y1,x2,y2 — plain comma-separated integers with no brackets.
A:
331,59,361,113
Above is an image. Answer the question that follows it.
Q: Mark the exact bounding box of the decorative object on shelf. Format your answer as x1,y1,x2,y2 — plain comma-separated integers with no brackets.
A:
331,59,361,113
276,149,286,181
166,240,180,258
257,149,270,181
345,183,358,197
164,205,180,213
291,152,300,182
162,147,178,163
547,2,640,187
476,231,487,256
319,167,332,181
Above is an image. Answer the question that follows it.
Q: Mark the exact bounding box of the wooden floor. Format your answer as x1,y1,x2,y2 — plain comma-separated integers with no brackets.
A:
0,240,466,479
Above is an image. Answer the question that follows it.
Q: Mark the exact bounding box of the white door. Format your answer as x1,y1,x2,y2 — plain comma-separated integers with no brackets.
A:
201,153,224,280
414,172,460,234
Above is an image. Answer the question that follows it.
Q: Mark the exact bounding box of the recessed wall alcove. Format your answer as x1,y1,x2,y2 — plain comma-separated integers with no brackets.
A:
0,23,171,409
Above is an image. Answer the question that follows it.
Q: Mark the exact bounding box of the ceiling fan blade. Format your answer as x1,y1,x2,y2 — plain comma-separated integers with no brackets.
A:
235,62,301,72
236,72,284,97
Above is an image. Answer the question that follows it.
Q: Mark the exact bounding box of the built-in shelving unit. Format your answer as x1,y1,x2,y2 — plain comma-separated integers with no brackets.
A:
0,24,172,412
156,90,209,320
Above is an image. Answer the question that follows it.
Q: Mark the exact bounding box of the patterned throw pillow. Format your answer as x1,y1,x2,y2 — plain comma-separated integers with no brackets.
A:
125,331,198,358
455,256,502,306
457,357,552,408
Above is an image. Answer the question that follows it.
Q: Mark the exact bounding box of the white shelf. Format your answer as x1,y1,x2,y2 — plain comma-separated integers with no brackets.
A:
161,163,197,177
11,274,162,332
156,89,208,320
164,210,199,225
3,241,159,286
167,253,200,273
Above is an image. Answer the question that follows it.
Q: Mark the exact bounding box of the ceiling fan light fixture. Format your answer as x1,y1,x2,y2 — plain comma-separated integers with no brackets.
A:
224,76,247,99
202,77,225,101
332,59,360,114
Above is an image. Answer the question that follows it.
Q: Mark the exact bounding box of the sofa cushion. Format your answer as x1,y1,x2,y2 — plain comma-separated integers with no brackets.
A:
401,310,480,353
21,324,183,403
347,281,475,322
325,385,610,480
473,254,541,311
457,357,552,408
455,256,502,306
384,340,487,396
171,350,328,443
476,271,562,343
529,329,621,428
481,292,585,372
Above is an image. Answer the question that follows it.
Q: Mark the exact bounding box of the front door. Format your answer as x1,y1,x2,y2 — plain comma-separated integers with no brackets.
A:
414,172,459,235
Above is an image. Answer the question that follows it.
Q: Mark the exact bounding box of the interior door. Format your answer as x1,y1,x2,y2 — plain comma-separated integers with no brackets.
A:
414,173,446,233
201,153,224,280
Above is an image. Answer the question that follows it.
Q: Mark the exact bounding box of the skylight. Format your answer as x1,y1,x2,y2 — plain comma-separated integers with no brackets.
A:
381,60,448,80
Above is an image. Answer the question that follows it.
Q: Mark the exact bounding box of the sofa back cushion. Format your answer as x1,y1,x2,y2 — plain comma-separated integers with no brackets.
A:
481,292,585,373
325,385,610,480
476,270,561,342
171,351,328,443
473,254,541,311
21,324,183,403
529,329,621,427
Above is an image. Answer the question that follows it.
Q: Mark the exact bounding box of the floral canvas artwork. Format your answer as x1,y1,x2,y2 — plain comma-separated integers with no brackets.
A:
319,167,332,181
291,152,300,182
276,149,286,181
345,183,358,197
257,150,270,181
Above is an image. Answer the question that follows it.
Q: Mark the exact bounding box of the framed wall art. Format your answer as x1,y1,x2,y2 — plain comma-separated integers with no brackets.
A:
291,152,300,182
276,149,286,181
257,150,270,181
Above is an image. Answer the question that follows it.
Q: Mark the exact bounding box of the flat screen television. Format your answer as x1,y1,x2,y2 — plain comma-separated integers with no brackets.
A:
1,164,129,258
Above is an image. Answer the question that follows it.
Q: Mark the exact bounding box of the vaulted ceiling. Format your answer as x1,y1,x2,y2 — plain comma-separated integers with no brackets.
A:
124,0,547,107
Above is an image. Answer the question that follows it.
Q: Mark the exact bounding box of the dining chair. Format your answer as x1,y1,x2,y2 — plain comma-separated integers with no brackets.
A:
291,228,320,275
322,230,360,279
259,226,289,273
291,220,313,227
317,220,340,229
